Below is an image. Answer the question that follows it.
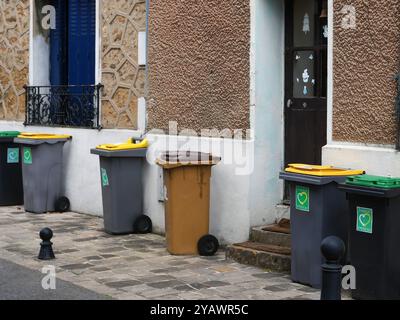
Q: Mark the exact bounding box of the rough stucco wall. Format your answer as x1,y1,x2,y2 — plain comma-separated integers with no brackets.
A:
0,0,29,121
333,0,400,145
147,0,250,134
101,0,146,129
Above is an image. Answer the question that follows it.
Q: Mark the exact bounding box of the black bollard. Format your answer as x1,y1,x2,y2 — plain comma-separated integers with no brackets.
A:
38,228,55,260
320,236,345,300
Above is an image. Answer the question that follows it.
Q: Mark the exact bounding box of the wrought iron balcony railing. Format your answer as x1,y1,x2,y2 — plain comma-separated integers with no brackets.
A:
24,84,103,129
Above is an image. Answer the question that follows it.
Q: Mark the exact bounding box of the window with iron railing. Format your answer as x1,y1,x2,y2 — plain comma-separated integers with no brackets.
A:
24,84,102,129
25,0,98,129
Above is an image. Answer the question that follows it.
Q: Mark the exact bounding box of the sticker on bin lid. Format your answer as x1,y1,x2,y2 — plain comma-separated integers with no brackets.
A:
285,164,365,177
18,132,72,140
346,175,400,189
96,138,149,151
0,131,20,138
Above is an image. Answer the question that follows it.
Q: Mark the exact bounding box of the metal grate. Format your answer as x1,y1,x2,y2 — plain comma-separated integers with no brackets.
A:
24,84,103,129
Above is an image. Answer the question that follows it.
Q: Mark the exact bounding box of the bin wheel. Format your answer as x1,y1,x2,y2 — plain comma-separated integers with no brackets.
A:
55,196,70,213
198,235,219,256
133,215,152,234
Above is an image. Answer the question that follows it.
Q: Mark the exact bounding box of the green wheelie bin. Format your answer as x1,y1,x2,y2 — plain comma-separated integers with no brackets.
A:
0,131,23,205
339,175,400,300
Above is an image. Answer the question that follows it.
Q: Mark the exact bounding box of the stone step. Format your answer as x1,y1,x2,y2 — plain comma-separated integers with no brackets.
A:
234,241,291,255
250,218,291,247
226,242,291,273
250,226,291,247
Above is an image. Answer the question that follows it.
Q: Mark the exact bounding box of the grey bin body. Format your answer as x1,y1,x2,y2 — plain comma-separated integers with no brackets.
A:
338,184,400,300
14,138,69,214
279,172,349,289
91,148,146,235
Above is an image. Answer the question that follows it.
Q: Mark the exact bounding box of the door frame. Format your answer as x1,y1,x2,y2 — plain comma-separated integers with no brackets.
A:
29,0,101,86
282,0,331,200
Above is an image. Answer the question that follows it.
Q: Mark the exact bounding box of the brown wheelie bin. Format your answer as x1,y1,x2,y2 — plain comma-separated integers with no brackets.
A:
157,151,220,256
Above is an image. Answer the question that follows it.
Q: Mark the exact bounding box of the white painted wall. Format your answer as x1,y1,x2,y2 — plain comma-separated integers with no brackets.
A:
0,121,256,244
143,133,254,244
249,0,285,226
323,143,400,177
0,121,143,215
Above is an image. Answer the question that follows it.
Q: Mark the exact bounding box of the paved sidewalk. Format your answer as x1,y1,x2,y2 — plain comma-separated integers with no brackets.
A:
0,206,321,300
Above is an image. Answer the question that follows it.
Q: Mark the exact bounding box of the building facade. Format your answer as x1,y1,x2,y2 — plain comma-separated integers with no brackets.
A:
0,0,399,244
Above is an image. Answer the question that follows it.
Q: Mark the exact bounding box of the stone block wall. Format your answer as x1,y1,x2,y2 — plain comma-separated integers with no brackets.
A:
101,0,146,129
0,0,29,121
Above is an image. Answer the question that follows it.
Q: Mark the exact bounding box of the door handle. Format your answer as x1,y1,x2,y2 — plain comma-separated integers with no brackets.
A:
287,99,293,108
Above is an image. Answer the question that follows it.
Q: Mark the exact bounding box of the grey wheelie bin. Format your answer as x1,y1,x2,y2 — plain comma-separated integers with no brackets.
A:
0,131,23,206
279,164,364,288
14,133,72,214
91,138,152,235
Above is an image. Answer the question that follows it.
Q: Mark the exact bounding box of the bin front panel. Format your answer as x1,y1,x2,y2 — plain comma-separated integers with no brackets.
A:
0,142,23,205
21,143,64,213
99,156,143,234
290,182,348,289
347,194,400,299
164,166,211,255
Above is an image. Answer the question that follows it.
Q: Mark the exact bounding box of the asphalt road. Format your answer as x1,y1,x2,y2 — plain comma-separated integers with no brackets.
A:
0,258,109,300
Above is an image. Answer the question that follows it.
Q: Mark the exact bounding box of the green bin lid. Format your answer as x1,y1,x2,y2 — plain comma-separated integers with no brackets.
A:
346,175,400,189
0,131,20,138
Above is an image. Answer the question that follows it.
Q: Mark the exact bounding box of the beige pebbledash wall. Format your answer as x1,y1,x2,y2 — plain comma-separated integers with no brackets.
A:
147,0,250,135
332,0,400,145
101,0,146,129
0,0,30,121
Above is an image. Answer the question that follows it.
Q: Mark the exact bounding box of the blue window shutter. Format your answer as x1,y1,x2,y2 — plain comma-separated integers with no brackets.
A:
68,0,96,85
50,0,68,85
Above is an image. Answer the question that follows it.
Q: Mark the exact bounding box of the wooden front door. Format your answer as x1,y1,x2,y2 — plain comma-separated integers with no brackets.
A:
284,0,328,169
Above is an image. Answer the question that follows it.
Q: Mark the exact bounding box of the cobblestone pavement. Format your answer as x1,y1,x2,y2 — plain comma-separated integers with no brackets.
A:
0,206,323,300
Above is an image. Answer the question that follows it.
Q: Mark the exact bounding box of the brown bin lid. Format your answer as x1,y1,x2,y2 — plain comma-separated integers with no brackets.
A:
156,151,221,169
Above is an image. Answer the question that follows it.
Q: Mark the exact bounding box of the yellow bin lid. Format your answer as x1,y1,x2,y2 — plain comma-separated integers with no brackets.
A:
96,138,149,151
18,132,72,140
285,164,365,177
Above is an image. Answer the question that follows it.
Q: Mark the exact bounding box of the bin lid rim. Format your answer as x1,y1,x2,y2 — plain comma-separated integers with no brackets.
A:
0,131,21,138
346,175,400,189
96,138,149,151
156,151,221,167
285,163,365,177
18,132,72,140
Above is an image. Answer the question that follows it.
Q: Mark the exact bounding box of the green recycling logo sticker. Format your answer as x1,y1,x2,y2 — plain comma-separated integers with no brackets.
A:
357,207,373,234
7,148,19,164
296,185,310,212
23,147,32,165
101,168,109,187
